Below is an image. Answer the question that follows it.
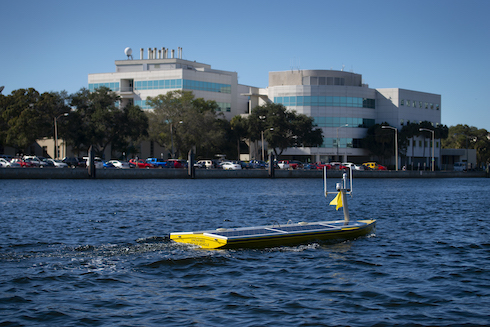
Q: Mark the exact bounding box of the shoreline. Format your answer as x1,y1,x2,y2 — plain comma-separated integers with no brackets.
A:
0,168,486,179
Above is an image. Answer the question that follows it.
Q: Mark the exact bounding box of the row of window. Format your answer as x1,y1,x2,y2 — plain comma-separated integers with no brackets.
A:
274,96,375,108
89,82,120,92
313,117,375,128
318,138,439,149
135,79,182,90
135,100,231,112
408,140,440,148
320,138,362,148
400,99,440,110
89,79,232,94
302,76,345,86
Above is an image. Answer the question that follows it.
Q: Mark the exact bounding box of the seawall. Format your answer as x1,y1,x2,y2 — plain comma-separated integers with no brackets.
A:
0,168,486,179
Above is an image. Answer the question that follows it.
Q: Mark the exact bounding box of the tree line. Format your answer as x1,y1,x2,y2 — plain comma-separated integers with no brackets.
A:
1,87,488,166
0,88,322,160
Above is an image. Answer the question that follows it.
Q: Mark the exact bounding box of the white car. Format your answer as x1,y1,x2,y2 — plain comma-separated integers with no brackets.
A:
84,157,104,169
109,160,131,169
46,159,69,168
343,162,365,171
277,161,290,169
0,158,10,167
221,161,242,170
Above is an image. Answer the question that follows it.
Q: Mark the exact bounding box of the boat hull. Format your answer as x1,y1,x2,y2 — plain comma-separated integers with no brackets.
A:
170,219,376,249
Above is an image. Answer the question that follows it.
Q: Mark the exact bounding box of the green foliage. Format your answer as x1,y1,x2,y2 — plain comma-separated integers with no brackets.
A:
247,103,323,157
0,88,70,154
443,124,490,166
66,86,148,157
146,90,226,159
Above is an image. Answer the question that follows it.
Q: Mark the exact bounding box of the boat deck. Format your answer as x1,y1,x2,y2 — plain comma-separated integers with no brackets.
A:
170,220,375,249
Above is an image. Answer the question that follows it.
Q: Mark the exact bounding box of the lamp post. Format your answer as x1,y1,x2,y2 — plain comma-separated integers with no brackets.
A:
54,113,69,159
336,124,348,161
419,128,435,171
382,125,398,171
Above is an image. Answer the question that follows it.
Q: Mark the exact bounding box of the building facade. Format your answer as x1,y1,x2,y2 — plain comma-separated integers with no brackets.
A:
253,70,442,167
88,47,250,121
87,49,442,167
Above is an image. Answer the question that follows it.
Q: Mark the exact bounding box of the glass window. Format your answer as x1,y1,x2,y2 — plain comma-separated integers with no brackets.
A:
400,99,404,106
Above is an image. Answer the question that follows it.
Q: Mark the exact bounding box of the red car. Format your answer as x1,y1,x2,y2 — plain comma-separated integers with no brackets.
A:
11,158,34,168
315,162,332,170
129,159,155,168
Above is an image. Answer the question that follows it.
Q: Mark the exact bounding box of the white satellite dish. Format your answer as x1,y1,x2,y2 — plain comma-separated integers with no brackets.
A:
124,47,133,60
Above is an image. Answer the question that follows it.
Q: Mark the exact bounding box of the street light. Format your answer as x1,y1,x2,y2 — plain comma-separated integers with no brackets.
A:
382,125,398,171
54,113,69,159
336,124,348,161
419,128,435,171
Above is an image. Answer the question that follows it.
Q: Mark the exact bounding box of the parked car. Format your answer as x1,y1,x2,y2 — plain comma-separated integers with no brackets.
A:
62,157,81,168
239,161,253,169
83,157,105,169
108,160,131,169
453,162,466,171
303,162,318,170
249,160,266,169
314,162,332,170
221,161,242,170
166,159,187,168
277,160,290,169
40,158,56,167
343,162,365,171
129,158,155,168
197,160,214,169
11,158,33,168
0,158,10,167
46,159,68,168
23,156,43,167
363,162,387,170
146,158,168,168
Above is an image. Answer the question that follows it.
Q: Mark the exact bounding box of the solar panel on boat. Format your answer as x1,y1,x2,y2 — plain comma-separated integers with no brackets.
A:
208,223,357,238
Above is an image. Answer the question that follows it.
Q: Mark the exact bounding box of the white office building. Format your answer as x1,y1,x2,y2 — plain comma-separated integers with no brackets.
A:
88,47,250,121
249,70,441,168
88,49,441,167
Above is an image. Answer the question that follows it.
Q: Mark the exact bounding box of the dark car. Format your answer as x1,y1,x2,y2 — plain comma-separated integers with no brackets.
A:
62,157,80,168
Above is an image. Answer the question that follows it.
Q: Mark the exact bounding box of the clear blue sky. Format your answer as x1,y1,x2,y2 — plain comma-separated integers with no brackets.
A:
1,0,489,130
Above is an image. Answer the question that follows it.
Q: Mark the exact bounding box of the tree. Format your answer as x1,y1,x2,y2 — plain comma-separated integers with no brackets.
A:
146,90,227,159
0,88,70,155
443,124,490,167
247,103,323,158
230,115,248,160
361,123,394,163
66,86,148,158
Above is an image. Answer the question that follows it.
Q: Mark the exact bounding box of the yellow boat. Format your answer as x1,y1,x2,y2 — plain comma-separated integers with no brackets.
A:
170,168,376,249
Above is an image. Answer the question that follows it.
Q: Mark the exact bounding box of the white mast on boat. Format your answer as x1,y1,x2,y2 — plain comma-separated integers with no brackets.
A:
324,167,353,224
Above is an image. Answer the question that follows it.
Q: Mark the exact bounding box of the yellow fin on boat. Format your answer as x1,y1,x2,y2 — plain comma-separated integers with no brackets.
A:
329,191,343,210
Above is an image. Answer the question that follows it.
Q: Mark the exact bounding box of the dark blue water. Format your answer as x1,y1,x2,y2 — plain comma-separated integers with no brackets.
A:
1,178,489,326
